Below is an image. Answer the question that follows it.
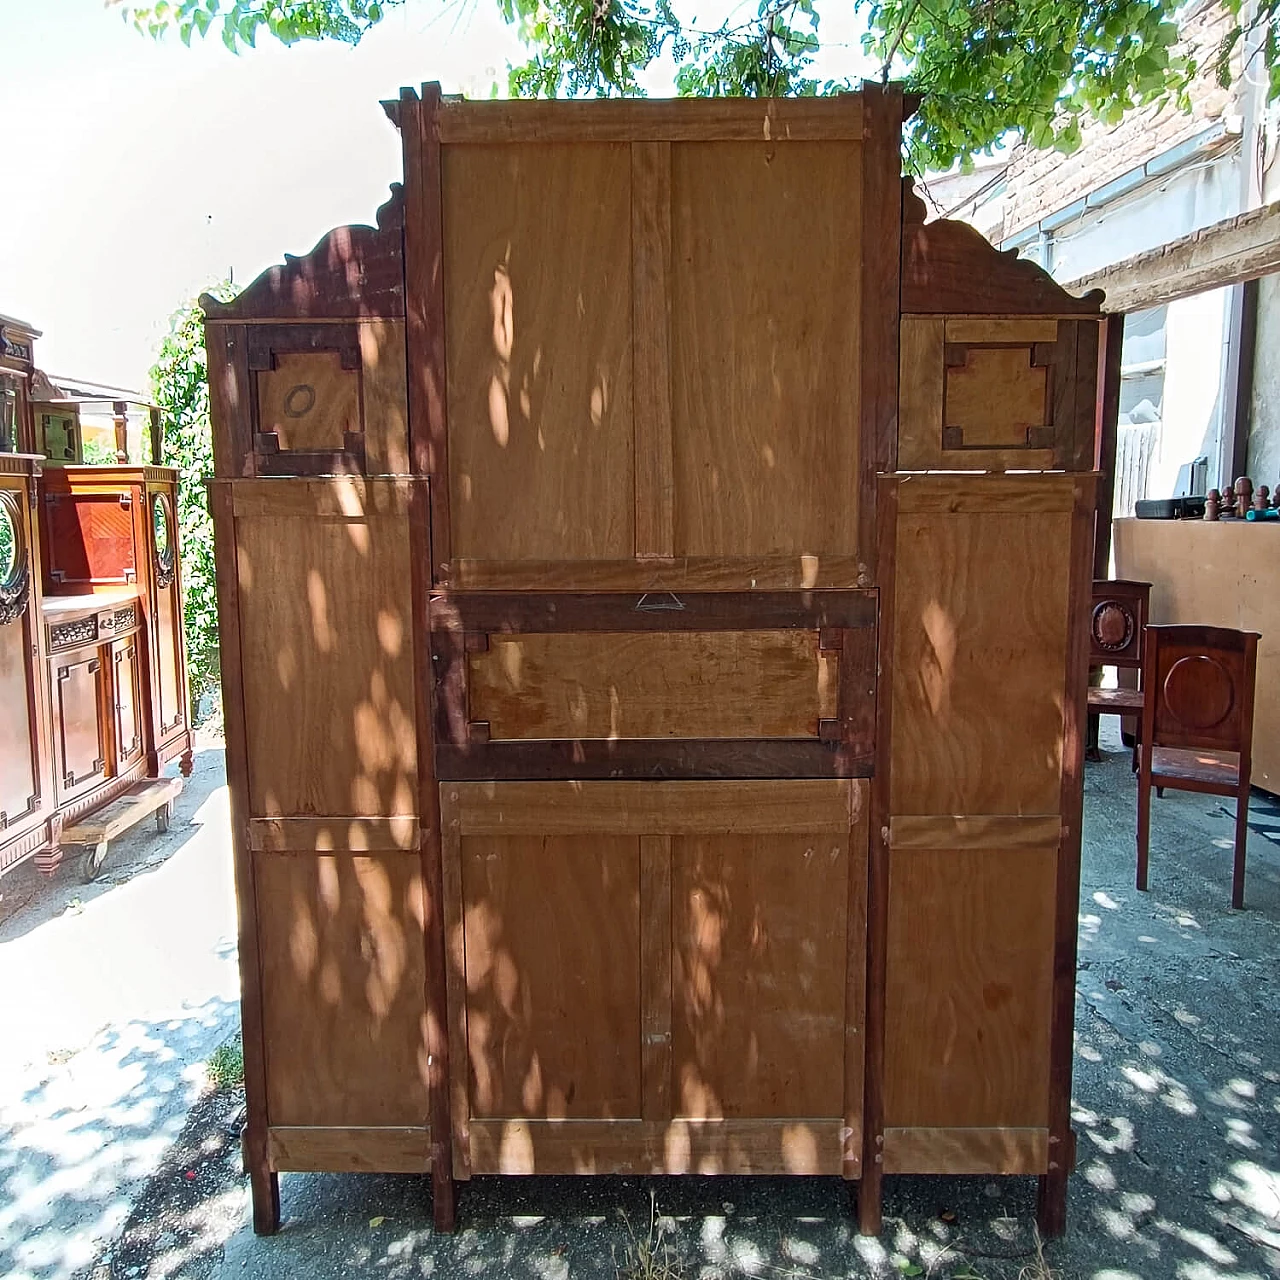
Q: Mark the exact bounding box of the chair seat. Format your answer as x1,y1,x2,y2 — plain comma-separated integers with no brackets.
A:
1087,687,1144,713
1147,745,1241,792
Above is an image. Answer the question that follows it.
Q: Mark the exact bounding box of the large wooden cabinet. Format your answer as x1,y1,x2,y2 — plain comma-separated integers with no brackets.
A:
204,86,1107,1240
0,315,194,880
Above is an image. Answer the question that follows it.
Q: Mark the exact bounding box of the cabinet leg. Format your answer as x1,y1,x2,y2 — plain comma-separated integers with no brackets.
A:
855,1166,882,1236
1035,1168,1068,1238
432,1154,456,1232
179,747,194,778
249,1164,280,1236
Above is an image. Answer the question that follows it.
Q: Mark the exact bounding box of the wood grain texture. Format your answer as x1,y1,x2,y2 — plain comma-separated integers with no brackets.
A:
229,476,412,519
208,481,278,1231
268,1126,431,1173
896,473,1081,513
943,319,1059,344
843,776,870,1177
235,496,416,818
890,486,1074,815
436,96,864,144
256,852,430,1127
359,320,410,475
882,1126,1050,1175
888,815,1061,849
898,318,1055,471
467,1118,845,1175
672,831,850,1119
670,140,862,560
884,846,1056,1129
249,816,419,852
440,786,473,1177
443,142,634,563
206,323,254,479
257,351,359,453
461,832,642,1120
857,82,904,583
1039,478,1095,1236
468,631,837,740
640,834,674,1121
631,141,675,558
443,779,854,836
448,554,869,591
943,347,1049,448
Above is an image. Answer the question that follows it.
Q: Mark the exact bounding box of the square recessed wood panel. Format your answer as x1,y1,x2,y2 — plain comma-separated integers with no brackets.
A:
898,317,1091,471
258,351,360,452
443,143,635,562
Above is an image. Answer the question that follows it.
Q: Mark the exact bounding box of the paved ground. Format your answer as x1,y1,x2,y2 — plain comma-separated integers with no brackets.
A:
2,720,1278,1279
0,729,241,1280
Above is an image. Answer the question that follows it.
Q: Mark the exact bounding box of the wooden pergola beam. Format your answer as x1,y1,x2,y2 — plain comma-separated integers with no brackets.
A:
1064,200,1280,313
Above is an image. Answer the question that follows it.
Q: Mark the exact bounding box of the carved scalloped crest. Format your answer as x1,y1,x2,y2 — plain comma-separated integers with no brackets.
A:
201,185,405,322
901,178,1105,315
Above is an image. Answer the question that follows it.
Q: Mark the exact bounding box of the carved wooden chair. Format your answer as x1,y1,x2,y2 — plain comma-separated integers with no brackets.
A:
1086,579,1151,768
1136,624,1261,909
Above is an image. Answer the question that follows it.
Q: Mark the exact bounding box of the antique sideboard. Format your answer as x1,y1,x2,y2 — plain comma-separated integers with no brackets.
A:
0,314,193,881
203,86,1111,1239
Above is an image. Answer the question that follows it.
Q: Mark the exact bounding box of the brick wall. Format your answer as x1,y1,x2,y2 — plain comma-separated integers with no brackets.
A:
1001,0,1242,239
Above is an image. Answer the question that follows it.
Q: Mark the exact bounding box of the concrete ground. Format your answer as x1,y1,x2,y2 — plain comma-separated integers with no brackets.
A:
1,719,1278,1279
0,728,241,1280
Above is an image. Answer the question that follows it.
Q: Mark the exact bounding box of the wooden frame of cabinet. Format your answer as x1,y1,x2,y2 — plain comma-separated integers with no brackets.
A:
203,85,1106,1243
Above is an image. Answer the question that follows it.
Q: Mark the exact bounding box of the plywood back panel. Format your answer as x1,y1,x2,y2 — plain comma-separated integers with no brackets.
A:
890,477,1074,814
670,141,862,559
258,351,359,452
672,831,851,1119
468,631,837,741
256,851,429,1127
443,779,867,1174
443,143,634,562
884,845,1056,1129
233,479,416,817
460,833,642,1120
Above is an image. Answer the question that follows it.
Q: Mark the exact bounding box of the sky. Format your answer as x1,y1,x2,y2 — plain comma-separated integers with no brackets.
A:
0,0,874,393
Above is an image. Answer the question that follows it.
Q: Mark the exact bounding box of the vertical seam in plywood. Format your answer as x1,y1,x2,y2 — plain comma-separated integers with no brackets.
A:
640,832,673,1121
1045,476,1097,1163
209,484,274,1175
631,141,675,559
439,785,472,1177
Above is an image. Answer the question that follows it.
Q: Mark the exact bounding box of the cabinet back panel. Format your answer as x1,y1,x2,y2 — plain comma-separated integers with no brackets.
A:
460,832,642,1120
236,498,416,817
443,143,635,563
469,630,836,741
890,498,1071,814
257,852,429,1127
670,141,863,559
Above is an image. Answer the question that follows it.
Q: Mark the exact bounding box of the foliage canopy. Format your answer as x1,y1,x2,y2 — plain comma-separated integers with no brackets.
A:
149,287,235,718
109,0,1272,171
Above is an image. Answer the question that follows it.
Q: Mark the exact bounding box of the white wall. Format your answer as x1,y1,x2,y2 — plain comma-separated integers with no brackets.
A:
1156,288,1232,496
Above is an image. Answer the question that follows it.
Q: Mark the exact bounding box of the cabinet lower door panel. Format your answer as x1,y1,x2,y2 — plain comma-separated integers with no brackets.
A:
52,649,107,802
442,779,868,1178
255,851,431,1129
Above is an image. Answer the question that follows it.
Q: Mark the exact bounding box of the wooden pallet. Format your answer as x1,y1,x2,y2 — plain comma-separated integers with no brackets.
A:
63,776,184,883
